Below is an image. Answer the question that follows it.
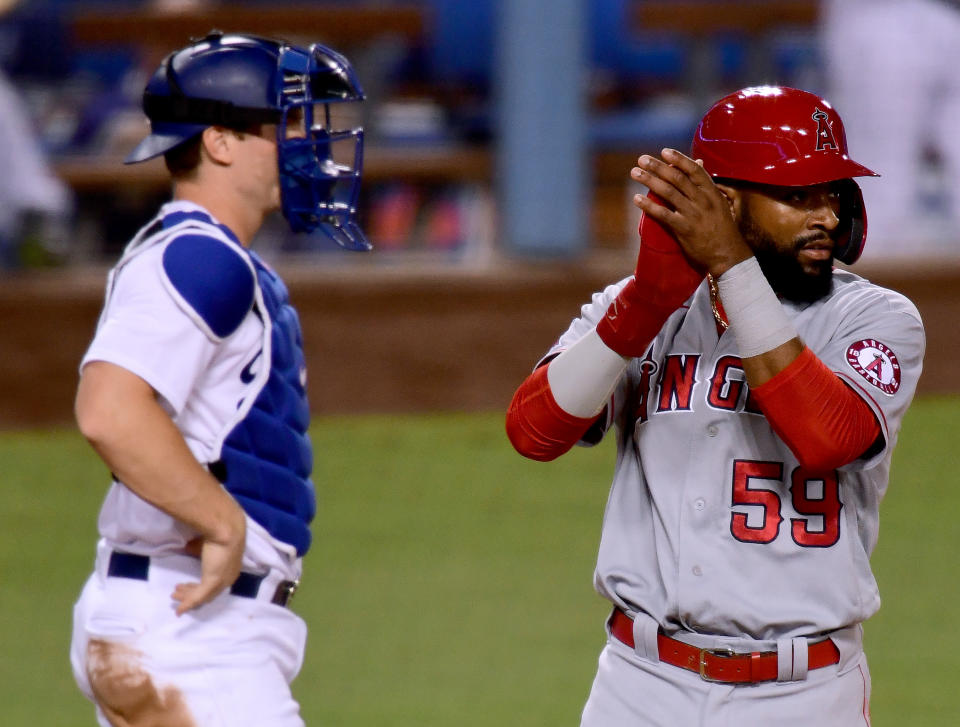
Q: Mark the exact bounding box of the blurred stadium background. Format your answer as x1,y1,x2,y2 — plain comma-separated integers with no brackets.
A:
0,1,958,725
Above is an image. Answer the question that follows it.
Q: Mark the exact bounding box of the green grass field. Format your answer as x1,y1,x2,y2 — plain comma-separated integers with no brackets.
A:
1,396,957,725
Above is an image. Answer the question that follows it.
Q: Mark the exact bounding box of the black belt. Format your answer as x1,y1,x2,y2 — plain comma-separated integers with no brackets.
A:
107,550,298,607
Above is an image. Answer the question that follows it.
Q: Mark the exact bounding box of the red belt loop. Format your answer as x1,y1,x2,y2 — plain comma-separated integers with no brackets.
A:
608,607,839,685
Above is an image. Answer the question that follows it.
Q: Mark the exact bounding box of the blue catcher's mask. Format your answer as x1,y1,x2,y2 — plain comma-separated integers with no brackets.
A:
126,32,370,251
275,44,369,249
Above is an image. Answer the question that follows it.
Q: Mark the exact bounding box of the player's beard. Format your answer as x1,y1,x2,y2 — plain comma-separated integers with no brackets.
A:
738,209,834,304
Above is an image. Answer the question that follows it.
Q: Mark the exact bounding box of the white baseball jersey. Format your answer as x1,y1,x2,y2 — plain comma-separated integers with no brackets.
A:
545,269,924,643
80,200,304,579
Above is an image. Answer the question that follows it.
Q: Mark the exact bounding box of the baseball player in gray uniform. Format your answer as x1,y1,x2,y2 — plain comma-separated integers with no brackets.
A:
70,32,369,726
507,86,925,725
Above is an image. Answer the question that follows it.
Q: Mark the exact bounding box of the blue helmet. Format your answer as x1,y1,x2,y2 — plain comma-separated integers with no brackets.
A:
126,31,370,250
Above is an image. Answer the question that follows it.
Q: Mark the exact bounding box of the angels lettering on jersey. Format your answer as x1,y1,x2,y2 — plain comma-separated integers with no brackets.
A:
633,349,763,424
633,334,904,426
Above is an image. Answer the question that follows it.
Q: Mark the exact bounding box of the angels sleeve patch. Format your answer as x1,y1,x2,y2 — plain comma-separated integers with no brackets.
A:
845,339,901,395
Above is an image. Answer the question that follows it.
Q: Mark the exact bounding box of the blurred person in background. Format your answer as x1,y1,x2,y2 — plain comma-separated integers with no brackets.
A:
821,0,960,260
0,0,71,268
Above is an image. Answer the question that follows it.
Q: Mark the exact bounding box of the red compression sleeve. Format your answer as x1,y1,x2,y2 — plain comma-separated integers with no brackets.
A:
505,365,600,462
751,347,882,471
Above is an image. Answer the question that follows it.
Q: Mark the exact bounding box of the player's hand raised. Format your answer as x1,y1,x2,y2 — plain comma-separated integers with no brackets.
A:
631,148,752,278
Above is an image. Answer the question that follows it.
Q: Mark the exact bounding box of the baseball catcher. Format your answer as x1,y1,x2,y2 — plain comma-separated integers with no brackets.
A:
70,31,368,726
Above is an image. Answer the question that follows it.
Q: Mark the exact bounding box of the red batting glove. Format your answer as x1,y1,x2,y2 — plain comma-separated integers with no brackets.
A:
595,192,705,357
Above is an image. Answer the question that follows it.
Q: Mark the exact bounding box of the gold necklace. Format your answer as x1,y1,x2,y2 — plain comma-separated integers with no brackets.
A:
708,274,729,331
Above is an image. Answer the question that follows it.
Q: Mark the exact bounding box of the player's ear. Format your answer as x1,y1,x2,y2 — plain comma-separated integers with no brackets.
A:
199,126,233,166
714,182,742,218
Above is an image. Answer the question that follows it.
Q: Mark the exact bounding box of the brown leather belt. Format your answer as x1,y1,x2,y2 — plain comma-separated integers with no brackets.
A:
609,608,840,684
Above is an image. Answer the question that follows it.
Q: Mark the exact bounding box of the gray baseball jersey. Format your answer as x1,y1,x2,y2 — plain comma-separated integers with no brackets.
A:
544,269,924,642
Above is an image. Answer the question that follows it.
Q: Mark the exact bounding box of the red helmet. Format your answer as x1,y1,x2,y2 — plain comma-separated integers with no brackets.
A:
691,86,878,264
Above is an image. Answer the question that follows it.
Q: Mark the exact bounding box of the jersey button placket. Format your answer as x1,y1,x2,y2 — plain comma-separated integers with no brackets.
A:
671,374,718,619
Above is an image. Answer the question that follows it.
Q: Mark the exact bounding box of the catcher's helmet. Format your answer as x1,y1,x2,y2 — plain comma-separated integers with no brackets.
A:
126,31,369,250
691,86,877,264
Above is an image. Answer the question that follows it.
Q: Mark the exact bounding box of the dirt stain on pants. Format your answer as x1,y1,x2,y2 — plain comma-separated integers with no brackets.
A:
86,639,197,727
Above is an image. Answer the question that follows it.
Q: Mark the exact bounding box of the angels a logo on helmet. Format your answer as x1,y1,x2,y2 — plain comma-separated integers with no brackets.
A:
689,87,876,264
812,108,839,151
845,339,901,395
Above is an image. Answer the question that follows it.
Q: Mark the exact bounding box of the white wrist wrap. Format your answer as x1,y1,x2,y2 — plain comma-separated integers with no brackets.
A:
547,328,628,418
716,257,797,358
